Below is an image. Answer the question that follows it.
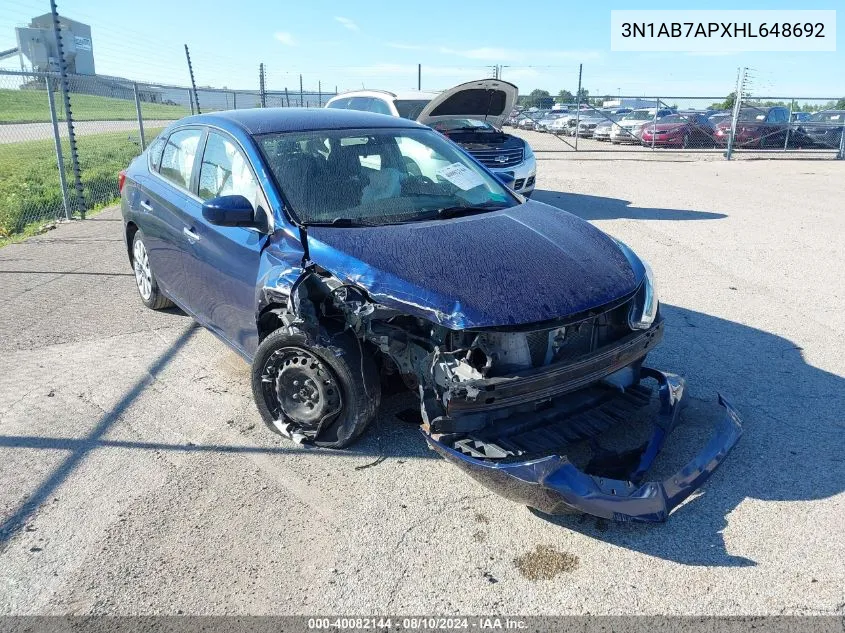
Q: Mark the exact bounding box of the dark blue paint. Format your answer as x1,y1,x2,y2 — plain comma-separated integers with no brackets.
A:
122,108,643,356
308,201,644,329
426,369,743,522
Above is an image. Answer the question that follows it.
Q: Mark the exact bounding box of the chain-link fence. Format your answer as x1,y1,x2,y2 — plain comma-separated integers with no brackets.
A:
0,68,336,238
507,94,845,157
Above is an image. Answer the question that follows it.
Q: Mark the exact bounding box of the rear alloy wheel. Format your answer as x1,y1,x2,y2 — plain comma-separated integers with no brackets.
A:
131,230,173,310
252,329,380,448
682,133,690,149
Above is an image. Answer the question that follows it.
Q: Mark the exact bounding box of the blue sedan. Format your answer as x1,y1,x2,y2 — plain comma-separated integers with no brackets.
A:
120,108,741,522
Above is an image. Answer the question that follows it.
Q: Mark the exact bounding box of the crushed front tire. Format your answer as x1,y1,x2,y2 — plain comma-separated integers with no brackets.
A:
251,329,381,448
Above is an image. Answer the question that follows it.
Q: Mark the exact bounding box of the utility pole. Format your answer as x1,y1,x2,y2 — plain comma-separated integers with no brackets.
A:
184,44,200,114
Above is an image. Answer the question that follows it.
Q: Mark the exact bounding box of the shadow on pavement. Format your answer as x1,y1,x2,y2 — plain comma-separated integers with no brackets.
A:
532,189,727,221
529,304,844,567
1,304,841,568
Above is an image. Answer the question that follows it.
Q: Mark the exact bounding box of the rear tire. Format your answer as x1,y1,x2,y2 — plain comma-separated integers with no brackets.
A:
131,230,173,310
252,329,381,448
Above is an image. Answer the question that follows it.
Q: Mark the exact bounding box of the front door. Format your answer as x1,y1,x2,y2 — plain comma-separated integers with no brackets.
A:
181,130,267,358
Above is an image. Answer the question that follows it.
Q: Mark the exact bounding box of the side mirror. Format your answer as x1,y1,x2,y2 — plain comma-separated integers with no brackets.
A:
494,172,516,189
202,195,260,228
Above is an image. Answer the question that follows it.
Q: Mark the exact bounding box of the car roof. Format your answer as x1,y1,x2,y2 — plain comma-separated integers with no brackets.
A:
176,107,425,135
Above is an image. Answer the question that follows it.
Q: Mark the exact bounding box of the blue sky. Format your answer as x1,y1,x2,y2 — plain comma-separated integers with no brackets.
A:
0,0,841,101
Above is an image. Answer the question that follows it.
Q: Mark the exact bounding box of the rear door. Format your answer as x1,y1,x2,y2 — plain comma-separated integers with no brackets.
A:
141,127,204,306
181,129,268,357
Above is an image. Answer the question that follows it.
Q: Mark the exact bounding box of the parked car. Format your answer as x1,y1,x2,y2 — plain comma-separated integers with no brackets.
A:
610,108,675,144
326,80,536,196
536,112,566,132
517,110,550,131
713,106,791,148
574,110,615,138
708,111,732,127
593,116,621,141
791,112,812,123
120,108,741,522
639,112,717,148
798,110,845,148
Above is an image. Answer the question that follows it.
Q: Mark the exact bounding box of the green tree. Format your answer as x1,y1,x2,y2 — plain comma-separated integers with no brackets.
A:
709,92,736,110
836,97,845,109
557,89,574,102
528,88,553,108
576,88,589,103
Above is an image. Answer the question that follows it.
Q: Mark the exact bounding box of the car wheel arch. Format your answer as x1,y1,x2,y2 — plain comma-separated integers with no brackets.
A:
125,221,139,264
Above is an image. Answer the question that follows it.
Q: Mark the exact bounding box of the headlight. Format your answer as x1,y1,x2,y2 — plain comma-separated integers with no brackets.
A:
629,261,658,330
523,142,535,160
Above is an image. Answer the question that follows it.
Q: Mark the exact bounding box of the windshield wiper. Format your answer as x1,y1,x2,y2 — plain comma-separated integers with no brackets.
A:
430,204,509,220
306,217,376,227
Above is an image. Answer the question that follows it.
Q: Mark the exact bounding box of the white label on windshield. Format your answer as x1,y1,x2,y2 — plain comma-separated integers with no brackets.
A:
831,115,841,120
436,162,485,191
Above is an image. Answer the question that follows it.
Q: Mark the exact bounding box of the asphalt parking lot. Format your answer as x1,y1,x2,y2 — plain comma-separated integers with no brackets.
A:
0,155,843,616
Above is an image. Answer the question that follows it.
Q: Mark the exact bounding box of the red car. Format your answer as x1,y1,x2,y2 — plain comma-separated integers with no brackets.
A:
639,112,716,148
713,106,791,148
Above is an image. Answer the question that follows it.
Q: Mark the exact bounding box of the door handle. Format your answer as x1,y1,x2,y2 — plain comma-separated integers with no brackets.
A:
139,200,153,212
183,227,200,242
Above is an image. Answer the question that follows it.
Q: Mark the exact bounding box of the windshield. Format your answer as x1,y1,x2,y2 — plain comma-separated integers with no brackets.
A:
256,127,515,226
623,109,651,120
394,99,431,120
809,110,845,122
737,108,769,121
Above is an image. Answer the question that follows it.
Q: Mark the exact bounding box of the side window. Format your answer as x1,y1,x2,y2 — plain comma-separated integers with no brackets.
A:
327,97,351,109
148,134,167,172
198,132,260,208
368,98,392,115
159,129,202,190
347,97,373,112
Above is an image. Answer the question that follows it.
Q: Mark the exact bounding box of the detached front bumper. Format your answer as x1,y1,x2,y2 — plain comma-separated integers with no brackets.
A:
425,368,742,522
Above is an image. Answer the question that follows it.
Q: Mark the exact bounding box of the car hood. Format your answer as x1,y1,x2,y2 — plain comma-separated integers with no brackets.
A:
306,201,644,330
416,79,518,130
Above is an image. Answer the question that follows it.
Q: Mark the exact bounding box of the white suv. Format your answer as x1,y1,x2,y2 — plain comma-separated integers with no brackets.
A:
326,80,537,197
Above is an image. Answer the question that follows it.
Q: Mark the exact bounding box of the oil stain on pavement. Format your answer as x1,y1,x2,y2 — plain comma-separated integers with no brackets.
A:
514,545,579,581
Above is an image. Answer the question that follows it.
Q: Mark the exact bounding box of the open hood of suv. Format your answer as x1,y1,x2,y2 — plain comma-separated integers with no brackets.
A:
416,79,518,129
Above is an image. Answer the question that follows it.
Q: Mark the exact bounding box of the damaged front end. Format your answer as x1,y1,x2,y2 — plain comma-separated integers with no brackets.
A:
279,266,742,522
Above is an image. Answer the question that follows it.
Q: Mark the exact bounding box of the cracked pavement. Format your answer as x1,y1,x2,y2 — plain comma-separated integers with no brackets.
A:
0,157,843,615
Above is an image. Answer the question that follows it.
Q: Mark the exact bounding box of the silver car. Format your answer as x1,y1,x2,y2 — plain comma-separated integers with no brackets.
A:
326,79,537,197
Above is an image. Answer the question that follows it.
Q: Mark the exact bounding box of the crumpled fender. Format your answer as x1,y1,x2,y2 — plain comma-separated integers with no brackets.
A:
424,368,742,522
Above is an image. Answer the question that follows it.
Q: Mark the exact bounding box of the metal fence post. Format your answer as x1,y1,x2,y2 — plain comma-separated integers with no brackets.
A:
133,82,146,151
45,76,70,220
838,120,845,159
50,0,85,217
574,63,582,150
232,91,237,109
651,99,659,150
188,88,195,115
184,44,201,114
285,87,290,107
726,67,744,160
259,63,266,108
784,98,794,150
299,74,304,107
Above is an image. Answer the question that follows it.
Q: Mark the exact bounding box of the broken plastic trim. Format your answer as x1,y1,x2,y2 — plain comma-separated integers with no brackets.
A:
424,368,742,522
